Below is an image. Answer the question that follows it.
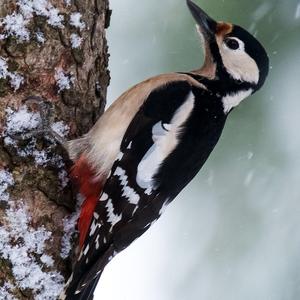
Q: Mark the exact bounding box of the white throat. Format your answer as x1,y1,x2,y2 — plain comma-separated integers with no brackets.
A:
222,89,253,114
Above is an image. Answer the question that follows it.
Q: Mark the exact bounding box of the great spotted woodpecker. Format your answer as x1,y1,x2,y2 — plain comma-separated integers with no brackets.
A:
60,1,269,299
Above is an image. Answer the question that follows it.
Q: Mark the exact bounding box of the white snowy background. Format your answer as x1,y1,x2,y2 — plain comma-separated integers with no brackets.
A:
95,0,300,300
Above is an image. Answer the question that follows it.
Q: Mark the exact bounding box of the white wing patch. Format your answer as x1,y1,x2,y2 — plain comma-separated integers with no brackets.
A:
89,219,100,236
136,91,195,192
222,89,253,114
105,199,122,230
114,167,140,205
100,193,108,201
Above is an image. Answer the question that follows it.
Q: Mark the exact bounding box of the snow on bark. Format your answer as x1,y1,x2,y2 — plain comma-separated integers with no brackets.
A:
0,201,65,299
0,0,90,94
0,282,16,300
0,12,30,42
5,106,41,136
70,12,86,30
0,170,66,299
60,195,82,259
0,58,24,91
2,106,70,188
0,169,14,202
70,33,83,49
54,68,75,92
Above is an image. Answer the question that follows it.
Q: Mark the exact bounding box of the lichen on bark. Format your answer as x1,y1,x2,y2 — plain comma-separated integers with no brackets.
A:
0,0,110,299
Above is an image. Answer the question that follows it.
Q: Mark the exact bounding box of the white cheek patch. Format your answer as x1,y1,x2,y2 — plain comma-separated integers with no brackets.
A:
136,91,195,192
222,89,253,114
220,41,259,84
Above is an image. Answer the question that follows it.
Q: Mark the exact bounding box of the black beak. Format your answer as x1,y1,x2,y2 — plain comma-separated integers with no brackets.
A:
186,0,217,38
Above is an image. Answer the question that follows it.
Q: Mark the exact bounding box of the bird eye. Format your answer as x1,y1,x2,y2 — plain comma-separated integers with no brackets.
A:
224,38,240,50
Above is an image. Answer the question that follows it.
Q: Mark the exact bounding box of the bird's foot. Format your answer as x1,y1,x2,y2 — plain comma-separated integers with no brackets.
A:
12,96,66,145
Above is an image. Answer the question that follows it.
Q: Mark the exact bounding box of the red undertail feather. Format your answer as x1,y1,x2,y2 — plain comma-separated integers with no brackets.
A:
71,155,104,248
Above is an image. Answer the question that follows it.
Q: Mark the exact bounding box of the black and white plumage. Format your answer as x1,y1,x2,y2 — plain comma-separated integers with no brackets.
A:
60,1,269,299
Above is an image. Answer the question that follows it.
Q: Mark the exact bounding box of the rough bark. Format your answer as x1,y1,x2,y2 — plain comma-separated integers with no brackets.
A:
0,0,110,299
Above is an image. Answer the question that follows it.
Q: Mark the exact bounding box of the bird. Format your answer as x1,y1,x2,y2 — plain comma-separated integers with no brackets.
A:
59,0,269,299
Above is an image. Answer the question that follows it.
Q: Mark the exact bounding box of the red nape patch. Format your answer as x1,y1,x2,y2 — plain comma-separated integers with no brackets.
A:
71,155,104,249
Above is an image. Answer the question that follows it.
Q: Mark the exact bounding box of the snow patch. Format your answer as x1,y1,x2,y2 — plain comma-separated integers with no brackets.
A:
36,31,46,43
55,68,74,92
0,12,30,41
0,282,16,300
5,106,41,136
18,0,64,28
0,57,24,91
58,169,69,189
47,7,64,28
0,169,14,202
60,195,82,259
40,254,54,267
2,107,70,188
0,0,65,43
0,201,64,299
70,12,85,30
9,73,24,91
70,33,83,49
51,121,70,137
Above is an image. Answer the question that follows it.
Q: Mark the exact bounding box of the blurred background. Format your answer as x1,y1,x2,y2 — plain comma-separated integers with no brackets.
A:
96,0,300,299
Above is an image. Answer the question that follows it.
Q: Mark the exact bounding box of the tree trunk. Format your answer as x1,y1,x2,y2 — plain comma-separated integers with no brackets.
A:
0,0,110,299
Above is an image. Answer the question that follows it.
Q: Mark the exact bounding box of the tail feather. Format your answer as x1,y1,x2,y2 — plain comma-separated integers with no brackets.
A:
71,155,105,248
59,245,115,300
60,275,101,300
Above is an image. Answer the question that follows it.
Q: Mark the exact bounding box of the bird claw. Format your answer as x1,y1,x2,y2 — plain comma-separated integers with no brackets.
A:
13,95,66,145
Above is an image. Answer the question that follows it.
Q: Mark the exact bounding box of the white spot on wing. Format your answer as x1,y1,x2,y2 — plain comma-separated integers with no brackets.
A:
83,244,89,256
114,167,140,205
127,141,132,149
105,199,122,229
116,151,124,161
89,220,100,236
95,234,100,249
100,193,108,201
114,167,128,186
222,89,253,114
136,91,195,191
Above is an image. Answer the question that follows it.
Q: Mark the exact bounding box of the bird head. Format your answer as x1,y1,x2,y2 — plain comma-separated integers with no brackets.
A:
187,0,269,93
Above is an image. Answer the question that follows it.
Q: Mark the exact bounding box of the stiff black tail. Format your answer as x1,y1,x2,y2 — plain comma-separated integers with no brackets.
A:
59,273,102,300
59,245,115,300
